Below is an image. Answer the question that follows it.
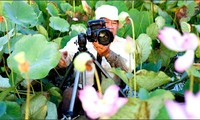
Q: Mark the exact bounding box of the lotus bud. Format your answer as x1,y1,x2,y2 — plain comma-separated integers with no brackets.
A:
73,52,93,72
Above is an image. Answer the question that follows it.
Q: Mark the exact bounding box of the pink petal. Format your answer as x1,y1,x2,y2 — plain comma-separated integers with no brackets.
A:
165,100,187,119
174,50,194,73
78,85,101,118
184,91,200,118
103,85,120,104
158,27,184,51
103,85,128,116
181,33,199,50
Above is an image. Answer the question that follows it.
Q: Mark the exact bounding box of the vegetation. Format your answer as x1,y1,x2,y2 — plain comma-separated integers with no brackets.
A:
0,0,200,119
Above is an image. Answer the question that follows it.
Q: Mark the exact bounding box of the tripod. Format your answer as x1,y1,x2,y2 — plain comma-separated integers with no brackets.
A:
61,33,125,120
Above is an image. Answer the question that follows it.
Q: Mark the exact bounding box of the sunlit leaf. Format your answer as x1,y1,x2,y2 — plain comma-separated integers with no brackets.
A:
155,16,165,29
147,89,174,119
181,21,191,33
146,23,159,40
110,98,143,119
136,33,152,63
3,1,38,27
7,34,61,79
134,70,171,91
49,16,70,32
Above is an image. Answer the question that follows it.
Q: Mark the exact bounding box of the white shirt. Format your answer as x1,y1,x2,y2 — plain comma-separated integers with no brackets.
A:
60,35,133,85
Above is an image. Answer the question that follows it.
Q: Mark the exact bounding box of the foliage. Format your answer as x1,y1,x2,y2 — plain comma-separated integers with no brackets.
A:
0,0,200,119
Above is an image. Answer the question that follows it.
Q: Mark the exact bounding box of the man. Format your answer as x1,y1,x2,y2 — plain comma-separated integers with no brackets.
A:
58,5,132,86
57,5,134,119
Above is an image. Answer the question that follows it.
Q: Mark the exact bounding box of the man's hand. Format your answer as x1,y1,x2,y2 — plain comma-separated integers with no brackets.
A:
58,51,68,68
92,41,110,58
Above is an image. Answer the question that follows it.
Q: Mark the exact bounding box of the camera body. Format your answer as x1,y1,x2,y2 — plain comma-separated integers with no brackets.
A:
86,19,114,45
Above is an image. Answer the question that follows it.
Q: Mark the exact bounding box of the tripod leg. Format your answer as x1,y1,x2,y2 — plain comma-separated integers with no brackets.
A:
93,59,126,97
67,71,80,117
93,60,113,79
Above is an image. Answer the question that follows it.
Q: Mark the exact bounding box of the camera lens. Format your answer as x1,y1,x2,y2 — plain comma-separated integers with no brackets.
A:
98,29,113,45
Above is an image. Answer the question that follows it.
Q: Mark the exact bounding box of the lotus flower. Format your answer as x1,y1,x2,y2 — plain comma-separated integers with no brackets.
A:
125,36,136,54
78,85,128,119
165,91,200,119
158,27,199,72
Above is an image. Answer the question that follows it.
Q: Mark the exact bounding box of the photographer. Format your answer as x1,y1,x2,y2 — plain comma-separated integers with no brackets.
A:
58,5,132,86
57,4,134,119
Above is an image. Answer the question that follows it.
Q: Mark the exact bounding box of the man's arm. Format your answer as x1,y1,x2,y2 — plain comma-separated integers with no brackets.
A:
106,50,128,72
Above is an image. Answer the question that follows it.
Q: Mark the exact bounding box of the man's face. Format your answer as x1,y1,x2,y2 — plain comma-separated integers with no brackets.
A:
102,17,119,37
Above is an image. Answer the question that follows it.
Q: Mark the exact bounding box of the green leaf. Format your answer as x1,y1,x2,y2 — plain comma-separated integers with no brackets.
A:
0,29,14,51
186,66,200,78
4,34,23,54
136,33,152,63
0,101,6,117
146,23,159,40
110,68,129,85
36,25,48,38
0,101,21,119
138,88,149,100
128,9,153,38
49,16,70,32
134,70,171,91
45,101,57,119
110,98,144,119
149,44,176,67
71,24,87,33
180,21,191,33
0,87,14,101
21,94,47,119
46,2,59,16
101,77,115,94
195,46,200,58
7,34,61,79
147,89,174,119
3,1,38,27
155,16,165,29
60,2,72,13
142,60,162,72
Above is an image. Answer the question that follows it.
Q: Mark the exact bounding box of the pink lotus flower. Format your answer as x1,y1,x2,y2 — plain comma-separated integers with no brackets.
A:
165,91,200,119
78,85,128,119
158,27,199,72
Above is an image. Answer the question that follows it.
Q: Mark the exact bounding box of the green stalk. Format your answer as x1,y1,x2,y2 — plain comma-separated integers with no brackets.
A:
189,75,194,92
129,17,137,97
25,73,30,119
3,16,14,86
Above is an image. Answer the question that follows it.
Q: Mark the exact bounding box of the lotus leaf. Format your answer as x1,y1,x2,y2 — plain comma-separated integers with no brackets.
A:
7,34,61,79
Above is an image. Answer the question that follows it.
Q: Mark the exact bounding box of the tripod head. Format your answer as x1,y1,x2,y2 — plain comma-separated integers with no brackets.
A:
77,33,87,52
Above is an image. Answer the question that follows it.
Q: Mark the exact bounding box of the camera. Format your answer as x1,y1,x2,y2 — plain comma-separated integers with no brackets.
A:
86,19,114,45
